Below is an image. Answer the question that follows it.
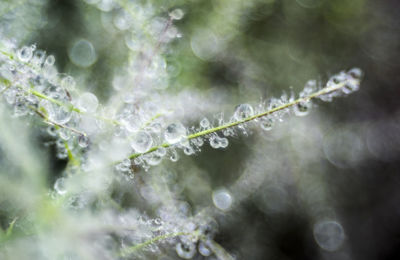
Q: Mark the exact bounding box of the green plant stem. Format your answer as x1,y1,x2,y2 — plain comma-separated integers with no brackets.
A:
125,81,348,161
119,231,190,257
27,105,87,136
63,137,79,166
0,49,122,126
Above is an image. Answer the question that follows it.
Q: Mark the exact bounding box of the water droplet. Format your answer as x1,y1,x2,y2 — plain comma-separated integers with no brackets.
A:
209,135,220,149
146,153,163,166
32,50,46,66
77,92,98,113
13,98,28,117
191,29,222,61
155,147,167,157
212,188,233,211
234,104,253,121
260,117,273,131
293,101,311,116
198,241,212,256
313,220,345,252
59,128,71,140
169,149,179,162
47,125,57,136
40,100,72,125
54,177,67,195
183,146,194,155
219,137,228,148
200,118,210,129
209,135,228,149
123,114,142,132
164,123,186,144
45,55,55,66
131,131,153,153
78,135,89,148
342,81,359,94
169,8,184,20
17,46,33,62
347,68,363,79
57,148,68,159
61,75,76,91
113,11,132,30
176,242,196,259
68,39,97,68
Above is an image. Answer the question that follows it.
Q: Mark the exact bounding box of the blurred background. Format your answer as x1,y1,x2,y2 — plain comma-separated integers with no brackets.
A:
1,0,400,259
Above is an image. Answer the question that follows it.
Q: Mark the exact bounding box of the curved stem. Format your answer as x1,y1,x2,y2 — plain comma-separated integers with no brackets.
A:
126,81,349,161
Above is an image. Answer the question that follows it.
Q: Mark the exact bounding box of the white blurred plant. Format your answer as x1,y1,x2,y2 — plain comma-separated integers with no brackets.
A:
0,0,362,259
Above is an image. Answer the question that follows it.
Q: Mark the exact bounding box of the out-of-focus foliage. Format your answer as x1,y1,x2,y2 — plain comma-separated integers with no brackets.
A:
0,0,399,259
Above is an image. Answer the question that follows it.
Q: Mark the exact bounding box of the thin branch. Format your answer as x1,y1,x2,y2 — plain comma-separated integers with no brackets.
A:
119,231,191,257
0,49,122,126
125,81,349,161
28,105,87,136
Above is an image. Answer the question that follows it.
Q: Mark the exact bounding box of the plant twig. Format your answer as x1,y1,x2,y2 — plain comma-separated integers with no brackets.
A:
125,81,349,161
119,231,190,257
28,105,87,136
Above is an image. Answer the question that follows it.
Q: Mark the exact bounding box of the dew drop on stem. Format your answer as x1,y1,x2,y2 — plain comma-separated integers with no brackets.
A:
234,104,253,121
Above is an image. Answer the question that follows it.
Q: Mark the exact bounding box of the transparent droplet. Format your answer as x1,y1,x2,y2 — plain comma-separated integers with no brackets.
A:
45,55,55,66
131,131,153,153
176,242,196,259
234,104,253,121
47,125,57,136
260,117,273,131
17,46,33,62
32,50,46,66
210,135,220,149
209,135,228,149
124,114,142,132
43,64,57,82
219,137,228,148
313,220,345,252
54,177,67,195
68,39,97,68
198,241,212,256
59,128,71,140
113,11,132,30
57,148,68,159
147,153,163,166
342,81,359,94
169,9,184,20
169,149,179,162
61,75,76,91
78,135,89,148
212,188,233,211
191,29,222,61
347,68,363,80
200,118,210,129
183,146,194,155
77,92,98,113
164,123,186,144
155,147,167,156
293,101,311,116
40,100,72,125
13,98,28,117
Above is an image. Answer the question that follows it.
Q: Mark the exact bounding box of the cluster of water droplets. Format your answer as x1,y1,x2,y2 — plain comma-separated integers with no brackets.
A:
0,42,105,162
114,68,362,172
174,219,219,259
